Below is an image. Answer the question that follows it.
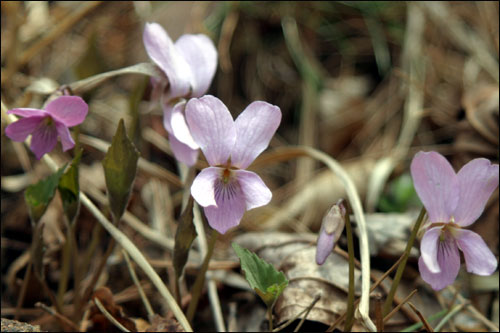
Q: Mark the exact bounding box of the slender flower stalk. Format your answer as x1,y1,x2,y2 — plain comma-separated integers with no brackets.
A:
411,151,498,290
185,95,281,234
143,22,217,166
5,96,88,159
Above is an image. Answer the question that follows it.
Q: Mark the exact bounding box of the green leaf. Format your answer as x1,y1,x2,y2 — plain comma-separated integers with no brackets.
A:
24,165,66,224
102,119,140,222
58,149,82,224
232,243,289,307
173,196,197,280
378,173,419,212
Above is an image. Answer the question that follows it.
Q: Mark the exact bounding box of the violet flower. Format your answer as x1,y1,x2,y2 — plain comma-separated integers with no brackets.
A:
316,200,346,265
143,22,217,166
5,96,88,160
185,95,281,234
411,151,498,290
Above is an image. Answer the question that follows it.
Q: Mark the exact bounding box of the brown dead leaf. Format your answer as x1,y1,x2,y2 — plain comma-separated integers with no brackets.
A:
233,232,383,327
145,314,183,332
88,286,136,332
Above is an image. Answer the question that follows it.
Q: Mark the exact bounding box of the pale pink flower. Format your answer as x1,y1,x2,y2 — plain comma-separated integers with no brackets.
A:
143,22,217,166
185,95,281,234
316,200,346,265
411,151,498,290
5,96,88,160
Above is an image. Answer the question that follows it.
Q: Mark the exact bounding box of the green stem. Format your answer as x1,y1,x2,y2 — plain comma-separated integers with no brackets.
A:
186,228,218,322
268,306,274,331
382,207,426,316
343,201,356,332
57,224,73,309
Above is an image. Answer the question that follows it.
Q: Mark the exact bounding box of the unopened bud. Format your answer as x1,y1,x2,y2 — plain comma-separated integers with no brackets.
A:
315,199,346,265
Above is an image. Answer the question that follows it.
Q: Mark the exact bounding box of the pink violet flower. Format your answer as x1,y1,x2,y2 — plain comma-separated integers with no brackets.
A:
5,96,88,160
143,22,217,166
185,95,281,234
411,151,499,290
316,200,346,265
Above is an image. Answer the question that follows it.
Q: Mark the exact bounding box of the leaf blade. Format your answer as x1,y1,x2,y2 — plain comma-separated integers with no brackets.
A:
102,119,140,222
24,165,66,224
232,243,288,307
58,149,82,224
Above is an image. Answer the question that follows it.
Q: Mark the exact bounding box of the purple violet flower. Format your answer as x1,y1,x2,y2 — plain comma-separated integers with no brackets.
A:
316,200,346,265
411,151,499,290
185,95,281,234
5,96,88,160
143,22,217,166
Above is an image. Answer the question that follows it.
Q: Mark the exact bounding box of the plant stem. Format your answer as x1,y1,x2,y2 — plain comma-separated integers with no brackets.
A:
268,306,274,331
57,224,73,309
343,201,356,332
382,207,426,316
186,228,218,322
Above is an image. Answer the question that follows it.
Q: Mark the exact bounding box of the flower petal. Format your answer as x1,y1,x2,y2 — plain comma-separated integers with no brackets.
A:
143,22,192,99
234,169,272,210
175,34,217,97
418,241,460,291
185,95,236,166
456,229,497,275
55,121,75,151
420,227,442,273
204,178,247,234
191,167,221,207
230,101,281,169
453,158,499,227
30,122,58,160
169,134,199,166
170,101,199,149
4,116,45,142
7,108,47,118
315,226,335,265
410,151,459,223
45,96,88,127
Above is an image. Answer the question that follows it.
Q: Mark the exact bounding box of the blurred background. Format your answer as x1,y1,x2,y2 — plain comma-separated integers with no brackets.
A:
1,1,498,331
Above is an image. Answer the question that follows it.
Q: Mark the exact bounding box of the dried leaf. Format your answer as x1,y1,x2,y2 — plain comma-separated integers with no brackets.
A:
88,287,136,332
69,62,161,94
145,315,183,332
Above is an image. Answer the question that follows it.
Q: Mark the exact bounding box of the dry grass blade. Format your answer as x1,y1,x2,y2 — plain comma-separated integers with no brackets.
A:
79,134,182,187
407,302,434,332
419,2,499,82
383,289,418,323
93,298,130,332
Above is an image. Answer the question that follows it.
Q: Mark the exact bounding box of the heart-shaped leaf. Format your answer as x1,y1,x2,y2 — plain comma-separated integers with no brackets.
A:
102,119,140,222
25,165,66,224
232,243,288,307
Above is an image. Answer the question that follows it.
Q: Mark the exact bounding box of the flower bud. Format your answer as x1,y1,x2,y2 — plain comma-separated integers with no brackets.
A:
315,199,346,265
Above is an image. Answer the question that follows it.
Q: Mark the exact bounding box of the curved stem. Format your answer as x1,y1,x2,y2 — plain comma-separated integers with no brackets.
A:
263,146,375,331
382,207,426,316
